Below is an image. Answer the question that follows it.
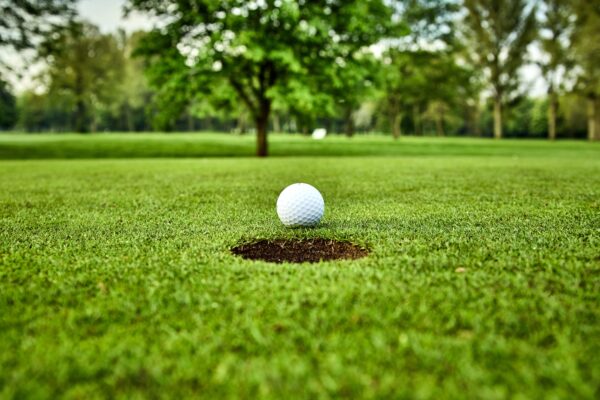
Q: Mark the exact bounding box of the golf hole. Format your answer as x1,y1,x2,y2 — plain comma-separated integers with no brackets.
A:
231,239,369,263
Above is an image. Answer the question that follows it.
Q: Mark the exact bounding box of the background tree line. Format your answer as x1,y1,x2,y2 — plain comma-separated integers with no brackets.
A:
0,0,598,152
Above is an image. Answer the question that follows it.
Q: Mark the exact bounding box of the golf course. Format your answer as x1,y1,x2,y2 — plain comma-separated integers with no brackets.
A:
1,134,598,398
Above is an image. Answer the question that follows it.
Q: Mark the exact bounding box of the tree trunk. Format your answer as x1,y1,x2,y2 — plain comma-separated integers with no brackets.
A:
475,104,481,137
493,98,502,139
596,98,600,141
588,97,597,141
325,118,333,136
256,120,267,156
413,104,422,136
75,98,88,133
125,102,134,132
345,107,354,137
472,104,481,137
548,91,557,140
436,106,445,137
391,113,402,139
256,99,271,157
187,112,195,132
437,120,444,137
237,115,247,134
345,119,355,137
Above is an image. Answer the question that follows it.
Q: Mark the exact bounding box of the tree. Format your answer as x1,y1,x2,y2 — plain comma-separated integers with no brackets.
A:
381,50,429,138
424,53,476,136
114,31,153,132
17,89,73,132
539,0,573,140
128,0,397,156
327,53,380,137
463,0,537,139
0,0,75,79
571,0,600,141
39,21,125,132
380,0,469,138
0,79,17,129
382,48,474,138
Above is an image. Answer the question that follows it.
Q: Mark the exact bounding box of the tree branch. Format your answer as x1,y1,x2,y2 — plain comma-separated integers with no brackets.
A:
230,77,258,117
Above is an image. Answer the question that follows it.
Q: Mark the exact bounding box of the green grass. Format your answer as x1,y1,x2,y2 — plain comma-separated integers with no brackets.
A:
1,132,598,158
1,134,599,399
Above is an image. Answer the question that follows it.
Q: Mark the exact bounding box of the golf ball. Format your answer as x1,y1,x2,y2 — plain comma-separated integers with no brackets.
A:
276,183,324,227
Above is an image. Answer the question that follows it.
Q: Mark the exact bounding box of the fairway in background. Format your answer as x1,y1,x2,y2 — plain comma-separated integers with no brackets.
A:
0,133,598,159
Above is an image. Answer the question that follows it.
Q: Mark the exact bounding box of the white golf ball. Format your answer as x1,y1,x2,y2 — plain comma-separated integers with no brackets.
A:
276,183,324,227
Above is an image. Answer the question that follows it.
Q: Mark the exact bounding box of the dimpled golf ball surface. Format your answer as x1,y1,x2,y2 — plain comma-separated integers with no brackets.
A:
277,183,324,227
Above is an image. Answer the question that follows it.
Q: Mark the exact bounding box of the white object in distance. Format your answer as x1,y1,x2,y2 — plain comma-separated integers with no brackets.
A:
312,128,327,140
276,183,325,227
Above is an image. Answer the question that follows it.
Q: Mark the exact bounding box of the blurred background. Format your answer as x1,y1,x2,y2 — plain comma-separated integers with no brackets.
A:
0,0,598,148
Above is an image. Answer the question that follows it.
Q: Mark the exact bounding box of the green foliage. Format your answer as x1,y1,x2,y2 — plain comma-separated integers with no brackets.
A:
379,0,476,137
538,0,575,139
17,26,153,133
1,136,599,398
571,0,600,98
128,0,399,155
529,97,549,136
0,80,17,129
539,0,573,92
112,30,154,132
394,0,461,45
0,0,75,79
504,97,546,138
463,0,538,138
6,0,600,140
38,22,136,132
560,94,588,137
17,90,74,132
39,21,123,132
0,0,75,49
325,52,383,136
380,50,432,136
463,0,537,102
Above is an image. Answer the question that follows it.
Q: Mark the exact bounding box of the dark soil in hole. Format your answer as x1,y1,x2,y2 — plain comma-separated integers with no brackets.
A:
231,239,369,263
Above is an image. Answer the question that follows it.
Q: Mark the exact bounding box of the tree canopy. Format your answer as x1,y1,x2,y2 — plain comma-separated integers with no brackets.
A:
3,0,599,141
0,79,17,129
570,0,600,140
127,0,400,155
538,0,574,140
0,0,75,79
38,21,125,132
463,0,537,139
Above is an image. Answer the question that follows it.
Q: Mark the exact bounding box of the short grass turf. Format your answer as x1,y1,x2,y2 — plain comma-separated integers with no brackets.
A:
1,132,599,159
1,135,599,399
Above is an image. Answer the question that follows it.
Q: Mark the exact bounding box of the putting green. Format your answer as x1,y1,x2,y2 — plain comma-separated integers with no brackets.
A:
1,135,598,398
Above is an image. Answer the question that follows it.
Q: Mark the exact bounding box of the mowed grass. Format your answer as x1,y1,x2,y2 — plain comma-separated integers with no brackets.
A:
0,134,599,399
1,132,598,158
